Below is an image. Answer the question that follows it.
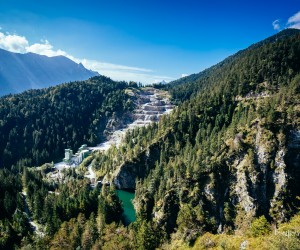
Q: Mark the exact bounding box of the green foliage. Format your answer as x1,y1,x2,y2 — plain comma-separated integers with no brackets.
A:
98,185,123,224
0,169,27,248
176,204,205,243
0,75,134,168
135,220,158,250
87,29,300,247
168,29,300,103
163,214,300,250
249,216,271,237
14,169,125,249
1,29,300,249
0,169,23,220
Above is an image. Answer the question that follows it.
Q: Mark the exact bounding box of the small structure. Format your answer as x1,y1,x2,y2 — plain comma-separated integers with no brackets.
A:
63,149,73,162
79,149,90,162
62,145,91,165
79,144,88,151
77,144,90,162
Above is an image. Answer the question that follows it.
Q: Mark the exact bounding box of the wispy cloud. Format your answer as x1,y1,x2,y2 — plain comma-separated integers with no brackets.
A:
287,11,300,29
0,31,174,84
272,19,281,30
80,59,153,73
181,74,188,78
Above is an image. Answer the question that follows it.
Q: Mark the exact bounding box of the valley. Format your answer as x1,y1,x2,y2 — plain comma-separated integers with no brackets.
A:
0,29,299,250
52,87,174,181
44,87,174,230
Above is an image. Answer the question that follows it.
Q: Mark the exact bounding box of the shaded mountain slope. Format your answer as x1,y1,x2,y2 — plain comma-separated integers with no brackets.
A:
0,49,99,96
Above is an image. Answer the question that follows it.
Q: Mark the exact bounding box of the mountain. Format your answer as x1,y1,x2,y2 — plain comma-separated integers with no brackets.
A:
88,29,300,247
0,29,300,249
0,48,99,96
168,28,300,103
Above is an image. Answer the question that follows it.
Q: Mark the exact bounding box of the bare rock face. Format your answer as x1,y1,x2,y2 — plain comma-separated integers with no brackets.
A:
113,141,161,190
270,148,287,220
130,88,174,127
289,130,300,149
101,84,299,233
104,112,133,138
113,162,138,190
112,117,300,231
97,87,174,142
104,88,174,190
234,157,257,216
153,190,180,234
230,127,299,223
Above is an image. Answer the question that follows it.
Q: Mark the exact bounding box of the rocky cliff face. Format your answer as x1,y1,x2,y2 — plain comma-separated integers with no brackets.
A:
220,125,299,230
110,109,299,225
100,88,174,189
112,138,163,190
127,88,174,128
131,122,300,233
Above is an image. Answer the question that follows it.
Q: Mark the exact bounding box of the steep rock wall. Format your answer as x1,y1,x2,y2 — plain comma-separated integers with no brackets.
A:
112,140,162,190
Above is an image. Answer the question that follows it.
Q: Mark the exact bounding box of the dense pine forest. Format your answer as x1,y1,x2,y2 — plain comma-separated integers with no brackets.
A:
0,29,300,249
86,29,300,249
0,76,134,168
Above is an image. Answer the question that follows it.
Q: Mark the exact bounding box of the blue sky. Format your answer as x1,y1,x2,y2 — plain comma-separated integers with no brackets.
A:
0,0,299,84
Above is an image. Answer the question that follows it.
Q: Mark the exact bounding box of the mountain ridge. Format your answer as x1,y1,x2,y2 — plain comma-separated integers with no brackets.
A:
168,28,300,102
0,48,99,96
86,28,300,248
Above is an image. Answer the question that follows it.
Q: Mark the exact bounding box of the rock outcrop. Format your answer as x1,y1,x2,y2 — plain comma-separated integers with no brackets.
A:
128,88,174,128
113,140,161,190
99,88,174,189
131,121,300,231
229,127,300,224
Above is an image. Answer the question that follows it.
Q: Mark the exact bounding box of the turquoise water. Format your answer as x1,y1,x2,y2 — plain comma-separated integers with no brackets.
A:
116,190,136,225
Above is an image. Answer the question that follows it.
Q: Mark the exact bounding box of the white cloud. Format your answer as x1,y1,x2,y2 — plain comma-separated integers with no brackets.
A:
272,19,281,30
0,32,29,53
27,40,69,57
287,11,300,29
181,74,188,78
0,30,175,84
288,11,300,24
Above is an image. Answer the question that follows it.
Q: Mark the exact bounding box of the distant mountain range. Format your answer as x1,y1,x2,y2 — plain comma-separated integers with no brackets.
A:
0,48,99,96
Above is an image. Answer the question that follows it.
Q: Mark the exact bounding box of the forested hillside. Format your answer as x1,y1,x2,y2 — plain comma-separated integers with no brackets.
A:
88,29,300,248
169,28,300,103
0,29,299,250
0,76,134,168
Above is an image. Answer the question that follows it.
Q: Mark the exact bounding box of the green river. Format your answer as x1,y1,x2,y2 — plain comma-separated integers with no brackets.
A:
116,190,136,225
